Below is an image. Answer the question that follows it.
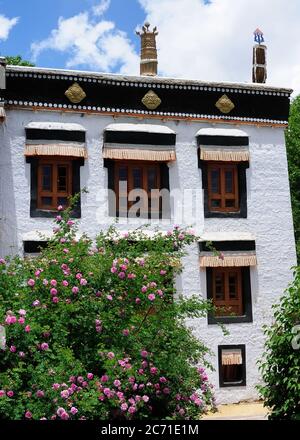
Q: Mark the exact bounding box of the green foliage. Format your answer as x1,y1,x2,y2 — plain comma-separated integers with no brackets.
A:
286,95,300,262
0,199,216,420
258,266,300,419
5,55,35,67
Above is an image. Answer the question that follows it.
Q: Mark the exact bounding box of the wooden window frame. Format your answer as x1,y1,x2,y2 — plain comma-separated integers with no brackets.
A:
212,267,243,317
37,157,72,211
207,162,239,212
114,160,161,217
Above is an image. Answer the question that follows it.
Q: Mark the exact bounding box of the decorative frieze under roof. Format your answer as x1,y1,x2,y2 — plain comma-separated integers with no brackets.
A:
2,66,293,126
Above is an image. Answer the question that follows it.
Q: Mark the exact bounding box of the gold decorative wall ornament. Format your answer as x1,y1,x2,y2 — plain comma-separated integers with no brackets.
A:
141,90,161,110
65,82,86,104
215,94,235,114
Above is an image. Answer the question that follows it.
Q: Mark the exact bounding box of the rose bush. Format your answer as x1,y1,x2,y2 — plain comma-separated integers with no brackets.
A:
0,203,216,420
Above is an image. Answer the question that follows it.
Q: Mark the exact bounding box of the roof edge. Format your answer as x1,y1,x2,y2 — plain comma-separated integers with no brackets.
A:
6,65,293,95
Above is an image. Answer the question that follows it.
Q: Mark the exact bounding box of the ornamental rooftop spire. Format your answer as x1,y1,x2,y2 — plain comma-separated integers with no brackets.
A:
252,28,267,84
136,22,158,77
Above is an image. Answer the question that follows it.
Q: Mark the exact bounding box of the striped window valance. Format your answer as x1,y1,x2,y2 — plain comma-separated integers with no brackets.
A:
196,127,249,162
222,349,243,365
200,251,257,267
103,123,176,162
24,122,87,158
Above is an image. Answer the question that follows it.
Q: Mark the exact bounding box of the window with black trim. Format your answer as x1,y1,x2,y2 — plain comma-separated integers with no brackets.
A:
218,345,246,387
200,160,248,218
201,241,254,324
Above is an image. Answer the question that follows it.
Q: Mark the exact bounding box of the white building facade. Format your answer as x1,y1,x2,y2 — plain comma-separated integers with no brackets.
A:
0,59,296,404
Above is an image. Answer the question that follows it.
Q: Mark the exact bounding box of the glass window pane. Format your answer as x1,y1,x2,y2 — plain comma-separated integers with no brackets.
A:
225,199,235,207
211,169,220,193
148,168,157,191
58,197,68,207
211,199,221,207
41,197,52,207
225,170,233,193
132,168,142,188
57,166,68,192
119,167,127,181
215,273,225,300
229,273,238,299
42,165,52,191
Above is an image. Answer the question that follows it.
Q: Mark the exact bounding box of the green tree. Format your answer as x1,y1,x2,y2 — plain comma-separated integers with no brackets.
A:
5,55,34,67
258,267,300,419
285,95,300,262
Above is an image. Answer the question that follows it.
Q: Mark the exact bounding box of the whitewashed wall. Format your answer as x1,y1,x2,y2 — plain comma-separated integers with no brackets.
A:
0,109,297,403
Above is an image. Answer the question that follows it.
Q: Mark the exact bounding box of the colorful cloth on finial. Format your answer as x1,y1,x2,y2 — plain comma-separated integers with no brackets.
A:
254,28,264,44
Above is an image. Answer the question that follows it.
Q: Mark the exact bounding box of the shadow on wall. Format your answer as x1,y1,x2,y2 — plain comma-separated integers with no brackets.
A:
0,121,18,257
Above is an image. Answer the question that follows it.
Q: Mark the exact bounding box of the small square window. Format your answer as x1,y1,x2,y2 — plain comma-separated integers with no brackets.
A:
218,345,246,387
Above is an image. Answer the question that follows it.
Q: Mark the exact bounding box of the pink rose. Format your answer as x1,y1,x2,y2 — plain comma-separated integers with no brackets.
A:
19,351,25,358
40,342,49,351
36,390,44,398
142,395,149,402
18,309,26,316
0,390,5,397
57,205,63,211
113,380,121,387
150,367,158,375
52,296,59,303
160,270,167,275
141,286,148,293
50,288,57,296
135,298,141,304
72,286,79,294
25,410,32,419
50,279,57,287
60,390,69,399
87,373,94,380
7,391,14,397
62,280,69,287
122,329,129,336
148,293,155,301
106,295,113,301
76,273,82,279
9,345,16,353
43,279,49,286
70,407,78,415
118,272,125,279
80,278,87,286
120,403,128,411
140,350,148,358
128,406,136,414
18,317,25,324
107,352,115,359
100,375,109,383
25,325,31,333
27,279,35,287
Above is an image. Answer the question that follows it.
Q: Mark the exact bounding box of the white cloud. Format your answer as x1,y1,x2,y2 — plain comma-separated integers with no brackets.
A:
138,0,300,94
92,0,111,16
0,14,18,41
31,3,139,74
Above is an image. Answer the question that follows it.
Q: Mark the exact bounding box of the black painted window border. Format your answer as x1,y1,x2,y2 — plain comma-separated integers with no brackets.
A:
198,153,249,218
27,157,83,218
201,240,254,324
104,159,171,219
218,344,246,388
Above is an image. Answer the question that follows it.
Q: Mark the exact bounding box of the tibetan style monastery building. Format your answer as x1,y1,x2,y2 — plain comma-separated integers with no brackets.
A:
0,25,296,403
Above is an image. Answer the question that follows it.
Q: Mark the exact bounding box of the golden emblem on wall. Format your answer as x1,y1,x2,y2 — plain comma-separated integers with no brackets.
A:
215,94,235,114
141,90,161,110
65,82,86,104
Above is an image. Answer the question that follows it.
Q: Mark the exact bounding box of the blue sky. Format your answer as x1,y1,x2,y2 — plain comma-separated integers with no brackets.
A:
0,0,144,69
0,0,299,94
